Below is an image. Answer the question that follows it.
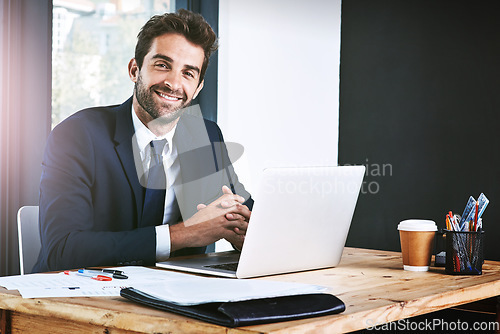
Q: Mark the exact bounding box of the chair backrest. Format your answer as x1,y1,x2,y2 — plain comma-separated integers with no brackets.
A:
17,206,41,275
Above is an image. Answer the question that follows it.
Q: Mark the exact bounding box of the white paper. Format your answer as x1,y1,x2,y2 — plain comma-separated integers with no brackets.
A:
0,266,329,302
136,277,328,305
0,267,193,298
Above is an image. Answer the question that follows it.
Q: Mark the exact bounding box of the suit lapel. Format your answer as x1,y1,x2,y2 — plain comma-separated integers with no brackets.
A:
113,97,144,222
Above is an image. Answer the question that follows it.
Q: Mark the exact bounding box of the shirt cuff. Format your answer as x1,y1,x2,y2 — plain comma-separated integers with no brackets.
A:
155,224,171,261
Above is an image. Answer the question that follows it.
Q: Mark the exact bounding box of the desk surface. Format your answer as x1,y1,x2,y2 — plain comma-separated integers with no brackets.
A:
1,247,499,333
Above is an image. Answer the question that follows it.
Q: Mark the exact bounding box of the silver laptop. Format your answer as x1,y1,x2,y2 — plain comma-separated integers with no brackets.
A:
157,166,365,278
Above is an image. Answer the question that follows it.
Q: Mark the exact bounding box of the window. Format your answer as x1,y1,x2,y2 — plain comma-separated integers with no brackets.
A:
52,0,175,127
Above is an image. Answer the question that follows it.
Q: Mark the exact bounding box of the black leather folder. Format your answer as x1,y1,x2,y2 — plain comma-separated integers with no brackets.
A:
120,287,345,327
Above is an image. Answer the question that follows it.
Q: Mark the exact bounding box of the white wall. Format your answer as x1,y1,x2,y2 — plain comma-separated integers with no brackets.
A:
218,0,342,193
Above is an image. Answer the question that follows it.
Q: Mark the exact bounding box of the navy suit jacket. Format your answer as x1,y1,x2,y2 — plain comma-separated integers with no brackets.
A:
33,98,252,272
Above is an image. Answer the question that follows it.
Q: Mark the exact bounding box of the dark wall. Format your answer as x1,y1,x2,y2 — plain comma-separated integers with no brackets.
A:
339,0,500,260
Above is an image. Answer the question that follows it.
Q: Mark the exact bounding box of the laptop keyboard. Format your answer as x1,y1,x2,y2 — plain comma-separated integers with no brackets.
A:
204,262,238,272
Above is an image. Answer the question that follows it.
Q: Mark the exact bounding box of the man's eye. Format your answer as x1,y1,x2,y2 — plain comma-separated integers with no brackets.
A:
155,63,168,69
184,71,194,78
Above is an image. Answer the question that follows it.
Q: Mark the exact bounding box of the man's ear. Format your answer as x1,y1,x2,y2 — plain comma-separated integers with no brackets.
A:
128,58,139,83
193,80,204,100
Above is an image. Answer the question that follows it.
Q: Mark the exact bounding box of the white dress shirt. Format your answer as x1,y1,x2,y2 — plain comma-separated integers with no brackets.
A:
131,106,181,261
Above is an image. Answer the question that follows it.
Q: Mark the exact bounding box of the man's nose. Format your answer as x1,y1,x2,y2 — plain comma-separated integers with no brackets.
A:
164,71,182,91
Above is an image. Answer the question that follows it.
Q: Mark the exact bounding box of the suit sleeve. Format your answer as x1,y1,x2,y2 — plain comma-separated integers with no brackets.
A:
35,115,156,272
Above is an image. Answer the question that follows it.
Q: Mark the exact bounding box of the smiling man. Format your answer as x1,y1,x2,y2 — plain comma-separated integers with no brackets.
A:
33,10,253,272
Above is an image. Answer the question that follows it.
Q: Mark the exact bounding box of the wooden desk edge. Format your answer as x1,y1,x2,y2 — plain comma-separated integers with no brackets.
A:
0,291,236,333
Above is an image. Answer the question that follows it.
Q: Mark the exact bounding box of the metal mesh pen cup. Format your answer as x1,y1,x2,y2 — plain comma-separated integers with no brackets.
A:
445,230,485,275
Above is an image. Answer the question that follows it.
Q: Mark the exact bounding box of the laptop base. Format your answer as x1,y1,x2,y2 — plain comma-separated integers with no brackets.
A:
157,251,240,278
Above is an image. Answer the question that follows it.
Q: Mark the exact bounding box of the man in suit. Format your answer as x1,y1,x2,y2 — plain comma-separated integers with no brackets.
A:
33,9,253,272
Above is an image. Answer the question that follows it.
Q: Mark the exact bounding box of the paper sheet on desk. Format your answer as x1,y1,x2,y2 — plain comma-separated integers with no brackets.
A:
136,278,329,306
0,266,328,300
0,266,196,298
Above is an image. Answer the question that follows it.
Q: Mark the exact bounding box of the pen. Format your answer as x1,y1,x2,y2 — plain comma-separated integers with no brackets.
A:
64,270,112,281
85,267,124,275
82,268,128,279
474,201,479,231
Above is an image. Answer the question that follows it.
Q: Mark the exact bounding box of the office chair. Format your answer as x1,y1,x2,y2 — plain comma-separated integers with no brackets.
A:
17,206,41,275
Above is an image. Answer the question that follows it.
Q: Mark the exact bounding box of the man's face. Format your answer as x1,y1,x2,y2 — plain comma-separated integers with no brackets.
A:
129,33,205,125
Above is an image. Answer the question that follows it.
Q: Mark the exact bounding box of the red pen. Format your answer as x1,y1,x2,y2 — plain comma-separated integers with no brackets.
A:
455,254,461,272
474,201,479,231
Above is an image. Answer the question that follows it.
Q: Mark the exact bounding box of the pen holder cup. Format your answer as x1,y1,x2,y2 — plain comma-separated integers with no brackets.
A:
445,230,485,275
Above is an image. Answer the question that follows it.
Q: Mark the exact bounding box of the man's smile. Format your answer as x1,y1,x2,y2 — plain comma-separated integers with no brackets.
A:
156,91,183,102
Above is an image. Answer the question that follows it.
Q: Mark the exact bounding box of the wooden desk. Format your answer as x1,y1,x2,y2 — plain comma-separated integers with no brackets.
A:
0,247,499,333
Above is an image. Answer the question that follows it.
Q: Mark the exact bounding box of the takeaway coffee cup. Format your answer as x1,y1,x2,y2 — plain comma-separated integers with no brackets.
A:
398,219,437,271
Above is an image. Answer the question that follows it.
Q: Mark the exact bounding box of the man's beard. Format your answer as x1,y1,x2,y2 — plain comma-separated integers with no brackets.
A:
134,72,191,124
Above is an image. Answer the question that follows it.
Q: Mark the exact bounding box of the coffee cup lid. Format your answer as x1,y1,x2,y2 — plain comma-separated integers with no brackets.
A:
397,219,437,232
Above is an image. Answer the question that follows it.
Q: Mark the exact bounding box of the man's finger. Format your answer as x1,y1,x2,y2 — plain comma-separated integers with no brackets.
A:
234,227,246,235
220,195,245,207
220,199,241,208
197,203,207,210
232,203,251,221
221,186,245,202
226,213,245,221
227,218,248,233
